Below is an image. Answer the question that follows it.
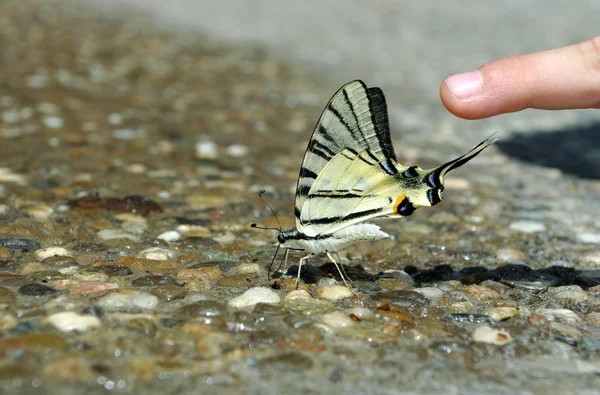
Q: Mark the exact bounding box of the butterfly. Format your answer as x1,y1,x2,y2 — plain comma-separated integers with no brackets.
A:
257,80,496,287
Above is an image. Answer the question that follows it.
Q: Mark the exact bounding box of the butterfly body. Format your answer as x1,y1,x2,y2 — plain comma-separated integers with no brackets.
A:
271,80,496,283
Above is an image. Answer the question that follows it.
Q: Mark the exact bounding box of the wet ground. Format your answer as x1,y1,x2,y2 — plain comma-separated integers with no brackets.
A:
0,1,599,394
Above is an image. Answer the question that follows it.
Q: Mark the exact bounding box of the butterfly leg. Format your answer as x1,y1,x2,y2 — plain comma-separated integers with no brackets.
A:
296,253,313,288
326,251,351,288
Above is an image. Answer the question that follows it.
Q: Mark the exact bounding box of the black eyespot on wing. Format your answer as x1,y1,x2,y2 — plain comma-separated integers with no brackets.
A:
426,189,442,206
426,171,442,189
402,166,419,178
396,197,416,216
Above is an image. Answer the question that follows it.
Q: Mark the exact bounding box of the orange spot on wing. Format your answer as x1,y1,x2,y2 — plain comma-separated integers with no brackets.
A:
393,194,405,213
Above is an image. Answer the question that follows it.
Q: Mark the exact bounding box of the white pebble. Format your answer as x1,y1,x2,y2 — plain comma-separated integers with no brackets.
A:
509,220,546,233
0,168,27,184
484,307,518,321
157,230,181,242
2,111,19,124
34,247,73,261
26,74,48,88
23,205,53,220
97,229,139,242
225,144,248,157
96,290,159,311
316,285,354,301
45,311,101,332
235,263,259,274
108,113,123,125
547,285,588,302
320,311,355,329
43,116,63,129
121,217,148,235
228,287,281,308
413,287,444,300
583,251,600,265
284,289,312,301
495,248,525,262
137,247,174,261
472,325,512,345
576,232,600,244
195,140,217,159
535,308,581,323
113,128,137,140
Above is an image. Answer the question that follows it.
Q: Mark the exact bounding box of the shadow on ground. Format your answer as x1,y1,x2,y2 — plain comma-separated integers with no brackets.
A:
496,122,600,180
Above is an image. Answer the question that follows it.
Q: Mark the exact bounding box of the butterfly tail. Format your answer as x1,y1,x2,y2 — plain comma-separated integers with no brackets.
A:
420,133,498,205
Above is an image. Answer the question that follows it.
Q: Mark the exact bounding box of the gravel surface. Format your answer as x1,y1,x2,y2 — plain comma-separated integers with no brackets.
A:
0,1,599,394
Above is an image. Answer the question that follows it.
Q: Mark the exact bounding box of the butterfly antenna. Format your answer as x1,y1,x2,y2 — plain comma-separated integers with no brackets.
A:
266,243,281,281
254,189,283,231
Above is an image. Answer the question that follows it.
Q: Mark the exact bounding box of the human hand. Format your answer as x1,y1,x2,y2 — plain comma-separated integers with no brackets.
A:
440,37,600,120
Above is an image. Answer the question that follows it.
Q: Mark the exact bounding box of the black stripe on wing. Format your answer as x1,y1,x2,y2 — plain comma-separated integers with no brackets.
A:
304,207,384,226
366,87,396,162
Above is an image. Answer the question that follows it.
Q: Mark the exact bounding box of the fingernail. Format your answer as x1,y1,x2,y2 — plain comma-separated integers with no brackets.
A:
445,70,483,99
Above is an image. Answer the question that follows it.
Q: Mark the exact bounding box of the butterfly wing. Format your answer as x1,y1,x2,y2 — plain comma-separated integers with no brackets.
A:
298,135,497,237
294,80,397,229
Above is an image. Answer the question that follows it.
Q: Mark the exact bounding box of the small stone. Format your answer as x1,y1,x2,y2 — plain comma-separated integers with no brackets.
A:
509,220,546,233
547,285,589,302
443,313,496,325
483,307,518,321
284,289,312,301
465,284,501,300
472,325,512,345
0,313,18,330
121,217,148,234
42,255,77,269
235,263,259,274
19,262,46,274
96,290,159,311
225,144,248,157
131,275,178,287
374,278,413,291
550,322,583,341
115,256,180,274
44,311,101,332
320,311,355,330
582,252,600,265
196,332,236,359
413,287,444,300
34,247,72,261
577,232,600,244
316,285,354,301
585,313,600,324
536,308,581,323
19,283,57,296
71,271,109,282
196,140,217,159
69,281,119,295
137,247,174,261
98,229,139,242
0,168,27,184
176,267,223,281
0,238,40,250
495,248,526,262
0,246,11,262
23,205,53,220
157,230,181,242
217,273,259,288
228,287,281,308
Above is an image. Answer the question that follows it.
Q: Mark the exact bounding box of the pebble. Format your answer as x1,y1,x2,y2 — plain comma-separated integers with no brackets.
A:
34,247,72,261
19,283,57,296
115,256,180,274
0,168,27,184
121,217,148,234
225,144,249,157
577,232,600,244
443,313,497,325
319,311,355,330
176,267,223,281
195,140,217,159
284,289,312,301
0,246,11,262
23,204,54,220
97,229,140,242
547,285,589,302
44,311,101,332
374,278,414,291
95,290,159,311
69,281,119,295
465,284,501,300
217,273,259,288
585,313,600,324
535,308,581,323
316,285,354,301
228,287,281,308
157,230,181,242
509,220,546,233
0,333,67,353
495,248,526,262
413,287,444,300
472,325,512,345
137,247,174,261
0,238,40,250
235,263,260,274
43,116,64,129
483,307,518,321
0,313,18,330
